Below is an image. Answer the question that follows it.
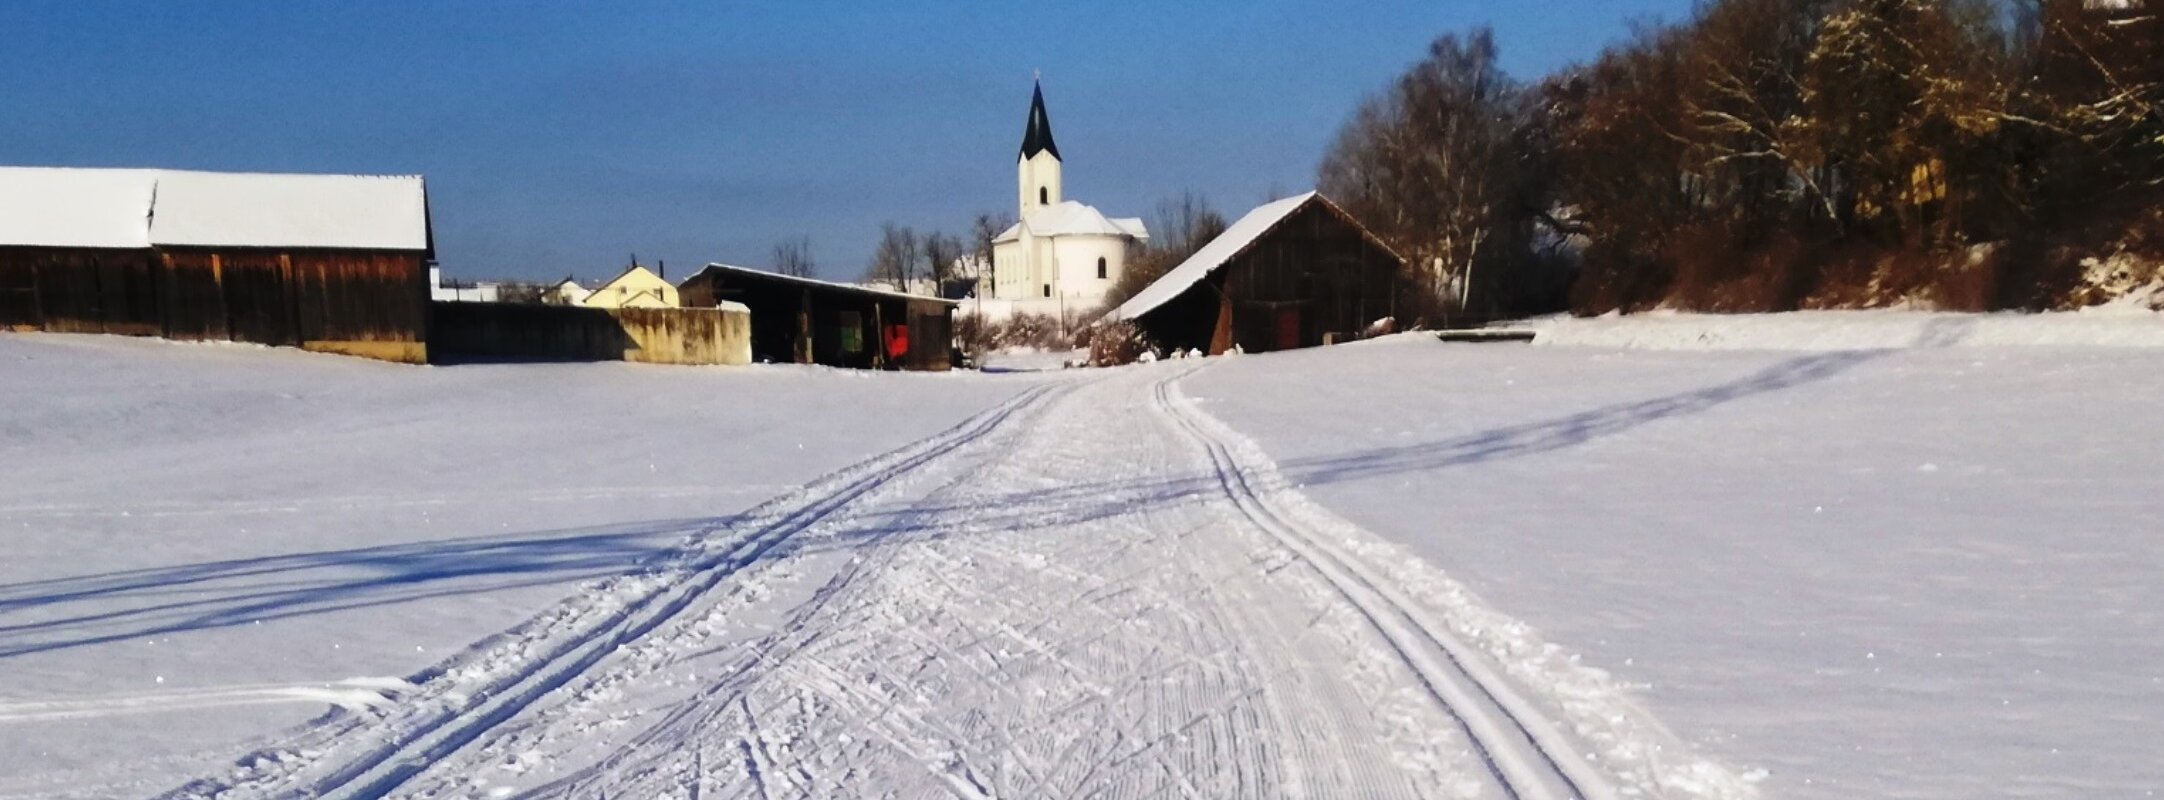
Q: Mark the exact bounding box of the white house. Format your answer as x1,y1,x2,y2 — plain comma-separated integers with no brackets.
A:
983,81,1147,320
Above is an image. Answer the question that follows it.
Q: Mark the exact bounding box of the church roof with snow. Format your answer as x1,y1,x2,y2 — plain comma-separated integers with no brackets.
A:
993,200,1148,243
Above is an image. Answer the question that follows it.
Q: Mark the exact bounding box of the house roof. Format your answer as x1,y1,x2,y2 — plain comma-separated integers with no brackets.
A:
1109,191,1402,322
0,166,430,251
1019,80,1061,161
595,264,668,291
687,263,961,306
993,200,1149,243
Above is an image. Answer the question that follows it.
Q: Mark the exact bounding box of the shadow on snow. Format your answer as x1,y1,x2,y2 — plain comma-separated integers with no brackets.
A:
0,320,1968,660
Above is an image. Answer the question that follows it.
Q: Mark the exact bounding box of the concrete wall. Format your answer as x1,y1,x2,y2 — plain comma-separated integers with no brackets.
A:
431,301,749,366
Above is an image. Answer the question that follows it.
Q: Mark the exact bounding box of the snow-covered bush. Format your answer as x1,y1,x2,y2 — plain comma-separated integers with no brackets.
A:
1088,319,1159,366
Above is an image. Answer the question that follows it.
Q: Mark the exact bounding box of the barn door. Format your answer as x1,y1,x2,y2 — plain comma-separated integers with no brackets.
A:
1276,307,1301,350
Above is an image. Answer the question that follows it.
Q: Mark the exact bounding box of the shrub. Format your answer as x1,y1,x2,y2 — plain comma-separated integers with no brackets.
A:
1087,319,1158,366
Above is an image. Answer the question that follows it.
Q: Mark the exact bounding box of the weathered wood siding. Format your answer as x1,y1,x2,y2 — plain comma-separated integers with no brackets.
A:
679,268,955,371
0,246,428,362
429,302,751,366
1136,202,1406,355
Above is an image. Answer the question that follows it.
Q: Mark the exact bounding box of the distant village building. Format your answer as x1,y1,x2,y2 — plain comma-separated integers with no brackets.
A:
539,278,594,306
579,264,678,309
679,262,956,370
430,267,502,303
0,166,433,363
981,81,1148,320
1110,192,1407,355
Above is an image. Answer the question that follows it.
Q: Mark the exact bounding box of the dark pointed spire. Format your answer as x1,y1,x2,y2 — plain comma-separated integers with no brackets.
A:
1019,77,1061,161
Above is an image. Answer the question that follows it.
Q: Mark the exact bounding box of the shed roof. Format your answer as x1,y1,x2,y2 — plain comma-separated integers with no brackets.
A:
0,166,430,251
688,263,961,306
1109,191,1402,322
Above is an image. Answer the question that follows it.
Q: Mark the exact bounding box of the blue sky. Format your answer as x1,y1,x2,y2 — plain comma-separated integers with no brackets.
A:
1,1,1694,282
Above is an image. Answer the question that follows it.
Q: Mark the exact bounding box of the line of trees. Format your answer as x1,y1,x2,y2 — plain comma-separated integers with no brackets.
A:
1324,0,2162,316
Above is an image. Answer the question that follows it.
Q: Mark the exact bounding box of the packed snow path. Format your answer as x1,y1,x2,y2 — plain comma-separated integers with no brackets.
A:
169,363,1746,799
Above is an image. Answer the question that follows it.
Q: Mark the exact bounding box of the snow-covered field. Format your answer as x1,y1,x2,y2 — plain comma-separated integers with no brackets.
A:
0,334,1034,798
4,311,2159,799
1192,315,2164,799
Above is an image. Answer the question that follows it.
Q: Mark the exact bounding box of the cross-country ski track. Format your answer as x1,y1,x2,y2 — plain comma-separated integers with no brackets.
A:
163,362,1754,800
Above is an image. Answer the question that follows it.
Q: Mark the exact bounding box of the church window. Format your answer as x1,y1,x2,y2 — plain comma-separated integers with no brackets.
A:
1097,257,1107,279
1039,187,1048,205
1042,284,1051,298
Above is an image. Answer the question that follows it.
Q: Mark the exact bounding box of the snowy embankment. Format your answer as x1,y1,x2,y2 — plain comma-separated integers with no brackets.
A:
1190,315,2164,799
1518,308,2164,350
0,334,1038,799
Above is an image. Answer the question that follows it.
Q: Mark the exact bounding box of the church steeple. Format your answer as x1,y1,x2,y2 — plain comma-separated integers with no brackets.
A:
1019,79,1061,162
1017,77,1065,212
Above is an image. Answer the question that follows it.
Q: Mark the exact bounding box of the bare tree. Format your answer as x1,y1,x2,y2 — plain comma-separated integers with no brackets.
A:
1102,191,1229,309
771,236,816,278
968,211,1016,287
865,223,920,288
922,231,965,289
1322,28,1529,312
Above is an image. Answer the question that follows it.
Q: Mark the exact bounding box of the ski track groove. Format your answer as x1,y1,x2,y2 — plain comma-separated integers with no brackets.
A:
161,381,1067,800
153,360,1664,800
516,372,1097,797
1152,366,1620,800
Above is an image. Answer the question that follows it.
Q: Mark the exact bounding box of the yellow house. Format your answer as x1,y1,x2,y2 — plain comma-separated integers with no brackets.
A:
580,264,678,309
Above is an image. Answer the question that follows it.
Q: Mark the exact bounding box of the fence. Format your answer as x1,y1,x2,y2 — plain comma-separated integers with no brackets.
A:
429,302,750,366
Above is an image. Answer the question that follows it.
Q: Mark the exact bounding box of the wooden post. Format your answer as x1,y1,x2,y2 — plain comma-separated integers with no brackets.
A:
871,302,886,370
796,288,813,364
1208,289,1234,356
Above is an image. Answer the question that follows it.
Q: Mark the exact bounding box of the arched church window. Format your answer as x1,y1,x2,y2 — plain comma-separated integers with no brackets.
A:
1097,257,1107,279
1039,187,1048,205
1042,285,1051,298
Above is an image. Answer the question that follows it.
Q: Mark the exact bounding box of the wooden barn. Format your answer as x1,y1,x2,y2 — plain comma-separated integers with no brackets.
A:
0,166,433,363
1109,191,1408,354
677,263,957,371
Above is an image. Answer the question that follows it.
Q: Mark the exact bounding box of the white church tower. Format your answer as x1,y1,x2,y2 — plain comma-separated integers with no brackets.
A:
987,78,1148,315
1018,81,1063,213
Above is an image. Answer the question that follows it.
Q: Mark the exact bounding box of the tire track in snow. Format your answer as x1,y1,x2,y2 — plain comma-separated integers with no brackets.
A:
1152,367,1622,800
160,380,1070,800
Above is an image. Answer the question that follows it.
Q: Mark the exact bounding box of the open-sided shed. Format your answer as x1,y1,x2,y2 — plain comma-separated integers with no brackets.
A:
1110,191,1408,355
677,263,957,371
0,166,432,363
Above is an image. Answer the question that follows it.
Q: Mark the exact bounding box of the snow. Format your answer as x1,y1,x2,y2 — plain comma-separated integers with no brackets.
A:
992,200,1149,242
1515,309,2164,350
147,170,428,250
0,333,1033,798
0,166,427,251
1190,319,2164,799
0,167,159,248
686,262,960,305
1111,191,1319,321
6,309,2161,798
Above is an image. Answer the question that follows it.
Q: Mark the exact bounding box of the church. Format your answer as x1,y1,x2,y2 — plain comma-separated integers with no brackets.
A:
984,80,1148,318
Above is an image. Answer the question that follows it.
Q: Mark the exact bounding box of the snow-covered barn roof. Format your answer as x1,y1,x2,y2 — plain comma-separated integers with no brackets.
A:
993,200,1148,243
688,262,962,306
0,166,430,251
0,167,161,249
1109,191,1402,322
